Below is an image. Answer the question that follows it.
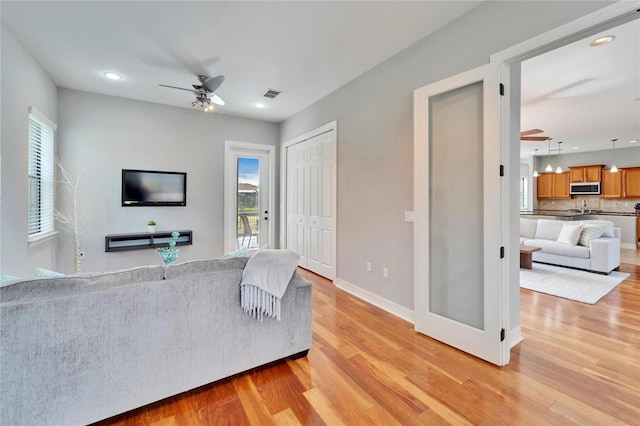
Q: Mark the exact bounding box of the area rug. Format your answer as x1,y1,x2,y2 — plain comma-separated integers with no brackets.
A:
519,263,629,304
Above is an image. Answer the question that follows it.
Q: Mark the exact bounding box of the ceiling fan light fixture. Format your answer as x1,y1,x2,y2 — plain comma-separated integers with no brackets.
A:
545,138,553,172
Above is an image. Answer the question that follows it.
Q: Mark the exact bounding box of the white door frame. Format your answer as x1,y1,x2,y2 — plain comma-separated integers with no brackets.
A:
280,121,337,275
224,140,276,253
493,2,638,348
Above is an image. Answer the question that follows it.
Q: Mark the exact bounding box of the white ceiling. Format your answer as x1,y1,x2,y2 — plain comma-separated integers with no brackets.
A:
2,1,637,152
0,0,481,122
521,18,640,157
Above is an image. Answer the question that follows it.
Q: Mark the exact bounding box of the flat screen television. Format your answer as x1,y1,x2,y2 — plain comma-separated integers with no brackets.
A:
122,169,187,206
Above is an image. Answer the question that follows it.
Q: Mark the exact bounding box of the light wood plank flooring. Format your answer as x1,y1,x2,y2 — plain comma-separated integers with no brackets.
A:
97,264,640,425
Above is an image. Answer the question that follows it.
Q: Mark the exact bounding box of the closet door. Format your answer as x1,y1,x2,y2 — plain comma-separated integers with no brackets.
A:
285,125,336,280
307,131,336,279
286,143,308,268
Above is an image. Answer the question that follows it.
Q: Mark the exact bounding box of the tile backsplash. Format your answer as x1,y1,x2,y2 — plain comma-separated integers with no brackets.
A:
537,196,640,212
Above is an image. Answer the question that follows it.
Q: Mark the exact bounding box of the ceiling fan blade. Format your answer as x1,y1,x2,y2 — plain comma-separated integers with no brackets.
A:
159,84,197,94
520,128,544,136
202,75,225,93
210,93,225,106
521,136,550,141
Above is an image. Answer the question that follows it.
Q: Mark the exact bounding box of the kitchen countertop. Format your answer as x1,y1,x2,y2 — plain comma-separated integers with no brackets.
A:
520,210,639,217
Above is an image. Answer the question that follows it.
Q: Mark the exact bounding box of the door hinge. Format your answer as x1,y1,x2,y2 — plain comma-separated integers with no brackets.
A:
500,328,506,342
500,246,505,259
499,83,505,96
500,164,504,176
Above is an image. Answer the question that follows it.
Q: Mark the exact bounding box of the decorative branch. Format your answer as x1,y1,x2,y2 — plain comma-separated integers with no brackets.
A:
54,158,86,273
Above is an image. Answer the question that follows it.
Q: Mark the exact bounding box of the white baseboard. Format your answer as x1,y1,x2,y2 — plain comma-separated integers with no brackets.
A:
334,278,415,324
510,325,524,348
621,243,637,250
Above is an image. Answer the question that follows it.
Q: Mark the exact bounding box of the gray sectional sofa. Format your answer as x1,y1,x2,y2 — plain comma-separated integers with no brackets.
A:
520,218,621,273
0,256,312,426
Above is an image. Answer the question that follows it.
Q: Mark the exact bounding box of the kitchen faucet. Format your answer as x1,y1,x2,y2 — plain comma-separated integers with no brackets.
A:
580,199,586,214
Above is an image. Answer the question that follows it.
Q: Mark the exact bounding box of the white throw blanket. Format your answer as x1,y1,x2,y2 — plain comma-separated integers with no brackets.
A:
240,249,300,321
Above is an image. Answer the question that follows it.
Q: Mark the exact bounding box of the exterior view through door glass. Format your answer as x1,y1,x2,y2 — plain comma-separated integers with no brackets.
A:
236,156,268,250
237,157,260,249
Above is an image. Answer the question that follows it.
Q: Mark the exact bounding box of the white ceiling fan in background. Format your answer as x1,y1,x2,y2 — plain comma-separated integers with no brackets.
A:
159,74,225,112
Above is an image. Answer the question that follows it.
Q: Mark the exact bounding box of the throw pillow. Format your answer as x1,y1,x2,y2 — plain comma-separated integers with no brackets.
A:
223,247,249,258
35,267,64,277
556,223,583,246
578,224,606,247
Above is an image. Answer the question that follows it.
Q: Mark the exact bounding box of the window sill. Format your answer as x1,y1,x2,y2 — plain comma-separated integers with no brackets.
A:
28,231,59,248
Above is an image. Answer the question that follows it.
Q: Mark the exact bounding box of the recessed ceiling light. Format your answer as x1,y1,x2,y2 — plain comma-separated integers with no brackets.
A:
590,35,615,47
103,71,123,81
254,102,267,109
629,140,638,144
572,146,580,150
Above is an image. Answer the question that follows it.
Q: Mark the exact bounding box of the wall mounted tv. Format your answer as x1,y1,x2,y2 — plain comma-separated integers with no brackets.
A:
122,169,187,207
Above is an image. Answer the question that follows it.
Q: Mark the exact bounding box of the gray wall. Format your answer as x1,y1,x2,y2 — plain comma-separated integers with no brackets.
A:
279,1,612,311
56,89,279,273
1,24,59,278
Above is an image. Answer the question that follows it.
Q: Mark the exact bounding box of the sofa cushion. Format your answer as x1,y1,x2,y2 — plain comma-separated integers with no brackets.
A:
578,224,606,247
524,239,591,259
164,257,249,280
556,223,583,246
534,219,564,240
581,220,615,238
0,265,166,303
520,218,537,239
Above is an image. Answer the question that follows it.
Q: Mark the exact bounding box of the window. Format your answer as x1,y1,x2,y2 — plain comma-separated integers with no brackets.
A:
519,176,528,211
28,107,57,241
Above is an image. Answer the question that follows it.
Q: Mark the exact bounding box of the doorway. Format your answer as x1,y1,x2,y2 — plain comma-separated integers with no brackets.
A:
224,141,275,253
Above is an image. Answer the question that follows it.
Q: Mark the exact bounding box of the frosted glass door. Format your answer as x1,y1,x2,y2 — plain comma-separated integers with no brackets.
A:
414,64,507,366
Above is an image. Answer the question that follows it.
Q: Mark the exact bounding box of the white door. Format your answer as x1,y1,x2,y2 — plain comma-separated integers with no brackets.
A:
414,64,508,366
224,142,275,253
284,123,336,280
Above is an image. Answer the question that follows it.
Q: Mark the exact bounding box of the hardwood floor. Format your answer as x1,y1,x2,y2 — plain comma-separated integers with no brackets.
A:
97,264,640,425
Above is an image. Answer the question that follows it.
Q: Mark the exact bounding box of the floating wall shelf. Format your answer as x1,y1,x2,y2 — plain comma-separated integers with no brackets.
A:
105,230,193,252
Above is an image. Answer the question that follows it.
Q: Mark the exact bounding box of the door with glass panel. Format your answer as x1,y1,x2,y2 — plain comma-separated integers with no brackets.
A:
224,143,274,253
413,64,508,366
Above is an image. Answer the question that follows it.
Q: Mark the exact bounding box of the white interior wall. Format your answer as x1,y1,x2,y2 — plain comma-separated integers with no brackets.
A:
56,89,279,273
1,24,59,278
279,1,612,312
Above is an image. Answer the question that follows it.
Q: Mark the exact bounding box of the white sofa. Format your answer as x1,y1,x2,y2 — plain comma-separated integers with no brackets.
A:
520,218,621,273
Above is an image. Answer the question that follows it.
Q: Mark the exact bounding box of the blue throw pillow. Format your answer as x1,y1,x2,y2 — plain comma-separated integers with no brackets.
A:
35,267,65,278
223,247,249,258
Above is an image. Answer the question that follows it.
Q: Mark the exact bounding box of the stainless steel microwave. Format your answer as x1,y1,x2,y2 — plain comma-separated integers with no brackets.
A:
569,182,600,195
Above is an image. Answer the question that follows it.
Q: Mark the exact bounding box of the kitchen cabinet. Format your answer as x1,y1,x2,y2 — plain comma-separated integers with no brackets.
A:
624,167,640,198
569,165,603,183
602,169,623,198
536,172,570,199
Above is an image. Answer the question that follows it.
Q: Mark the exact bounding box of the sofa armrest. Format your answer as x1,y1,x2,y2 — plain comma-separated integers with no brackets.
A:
295,275,312,289
590,236,620,273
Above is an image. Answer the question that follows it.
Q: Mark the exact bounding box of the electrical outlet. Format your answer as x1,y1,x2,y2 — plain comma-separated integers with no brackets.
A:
404,211,415,223
383,267,389,278
366,262,372,272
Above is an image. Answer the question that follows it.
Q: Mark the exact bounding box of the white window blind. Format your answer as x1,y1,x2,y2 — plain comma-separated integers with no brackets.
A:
28,107,57,239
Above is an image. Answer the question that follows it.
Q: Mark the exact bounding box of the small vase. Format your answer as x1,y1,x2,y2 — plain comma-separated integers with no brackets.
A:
148,225,156,233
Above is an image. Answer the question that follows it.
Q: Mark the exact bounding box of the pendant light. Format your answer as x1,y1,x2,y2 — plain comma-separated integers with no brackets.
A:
610,138,619,173
545,138,553,172
555,141,563,174
532,149,539,177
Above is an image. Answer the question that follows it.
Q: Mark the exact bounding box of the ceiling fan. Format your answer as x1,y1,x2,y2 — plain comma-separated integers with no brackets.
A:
159,75,225,112
520,128,550,141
